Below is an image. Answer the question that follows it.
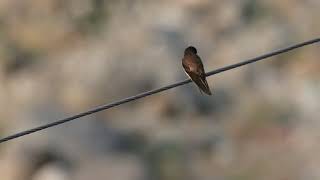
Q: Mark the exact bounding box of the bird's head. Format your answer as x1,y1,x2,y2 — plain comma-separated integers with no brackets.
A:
184,46,197,55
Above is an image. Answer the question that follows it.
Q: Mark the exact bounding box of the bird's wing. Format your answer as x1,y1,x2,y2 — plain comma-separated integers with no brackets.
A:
182,56,212,95
196,57,211,94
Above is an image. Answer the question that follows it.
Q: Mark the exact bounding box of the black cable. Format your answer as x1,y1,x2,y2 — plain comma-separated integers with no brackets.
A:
0,38,319,144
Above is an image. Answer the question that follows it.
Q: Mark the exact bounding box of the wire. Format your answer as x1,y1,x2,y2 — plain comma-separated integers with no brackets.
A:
0,38,319,144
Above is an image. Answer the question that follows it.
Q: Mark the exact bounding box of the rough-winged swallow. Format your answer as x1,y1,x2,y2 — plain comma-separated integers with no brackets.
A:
182,46,212,95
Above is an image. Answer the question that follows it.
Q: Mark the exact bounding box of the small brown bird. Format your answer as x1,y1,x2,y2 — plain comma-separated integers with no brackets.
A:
182,46,212,95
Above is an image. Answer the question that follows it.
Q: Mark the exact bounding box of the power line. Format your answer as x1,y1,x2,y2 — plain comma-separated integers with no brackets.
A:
0,38,319,144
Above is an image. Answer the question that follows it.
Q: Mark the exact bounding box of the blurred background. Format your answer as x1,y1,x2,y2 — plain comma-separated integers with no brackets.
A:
0,0,319,179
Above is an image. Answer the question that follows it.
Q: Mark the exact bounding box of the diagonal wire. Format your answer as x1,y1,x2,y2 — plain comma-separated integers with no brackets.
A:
0,38,319,144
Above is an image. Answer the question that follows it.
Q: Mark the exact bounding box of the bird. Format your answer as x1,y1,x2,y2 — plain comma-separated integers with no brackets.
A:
182,46,212,95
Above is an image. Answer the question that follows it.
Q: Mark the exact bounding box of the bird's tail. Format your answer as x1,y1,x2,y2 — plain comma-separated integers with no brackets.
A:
191,74,212,95
198,77,212,95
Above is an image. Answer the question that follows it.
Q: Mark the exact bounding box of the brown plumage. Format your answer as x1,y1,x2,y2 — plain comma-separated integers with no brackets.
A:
182,46,212,95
